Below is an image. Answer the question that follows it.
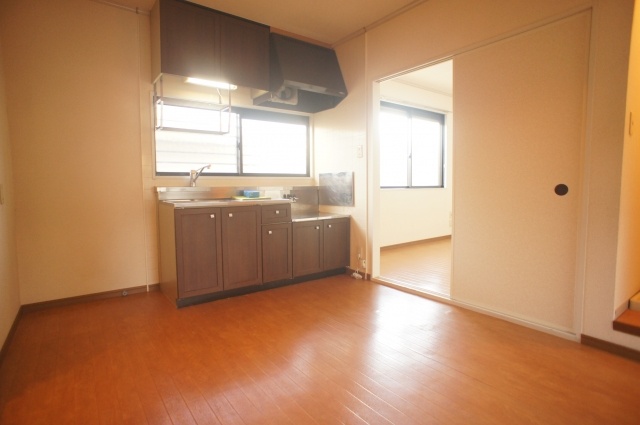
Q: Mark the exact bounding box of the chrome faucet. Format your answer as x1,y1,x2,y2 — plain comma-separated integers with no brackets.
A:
189,164,211,187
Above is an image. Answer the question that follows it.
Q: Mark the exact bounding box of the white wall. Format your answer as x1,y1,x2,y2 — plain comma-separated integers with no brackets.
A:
314,35,368,268
0,0,149,304
0,35,20,349
378,80,452,247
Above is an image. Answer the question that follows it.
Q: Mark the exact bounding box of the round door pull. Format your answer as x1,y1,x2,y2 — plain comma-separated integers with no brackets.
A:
228,213,233,218
210,214,215,219
268,230,273,235
555,184,569,196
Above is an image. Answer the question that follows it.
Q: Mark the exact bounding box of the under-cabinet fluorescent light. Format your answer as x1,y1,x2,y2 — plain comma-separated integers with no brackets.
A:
185,77,237,90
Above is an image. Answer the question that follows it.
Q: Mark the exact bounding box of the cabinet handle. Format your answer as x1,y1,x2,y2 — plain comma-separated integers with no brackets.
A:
228,213,233,218
210,214,215,219
275,210,280,214
315,226,320,230
328,224,332,228
268,230,273,235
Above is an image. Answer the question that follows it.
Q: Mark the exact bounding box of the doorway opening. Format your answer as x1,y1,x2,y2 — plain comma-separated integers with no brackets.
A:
376,60,453,298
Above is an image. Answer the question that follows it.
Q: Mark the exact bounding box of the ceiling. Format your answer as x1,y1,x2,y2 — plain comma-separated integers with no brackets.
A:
107,0,424,45
393,60,453,95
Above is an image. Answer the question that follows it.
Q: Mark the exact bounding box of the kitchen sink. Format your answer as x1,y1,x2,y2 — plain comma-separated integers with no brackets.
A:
164,198,291,208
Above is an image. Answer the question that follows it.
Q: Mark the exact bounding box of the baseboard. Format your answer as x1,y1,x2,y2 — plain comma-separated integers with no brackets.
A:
381,235,451,251
22,283,161,313
581,334,640,363
0,305,23,367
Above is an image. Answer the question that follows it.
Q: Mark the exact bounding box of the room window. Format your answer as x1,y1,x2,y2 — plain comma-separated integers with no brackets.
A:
155,102,309,177
379,101,445,188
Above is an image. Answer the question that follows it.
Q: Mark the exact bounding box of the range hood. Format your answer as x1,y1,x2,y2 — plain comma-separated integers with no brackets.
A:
253,34,347,113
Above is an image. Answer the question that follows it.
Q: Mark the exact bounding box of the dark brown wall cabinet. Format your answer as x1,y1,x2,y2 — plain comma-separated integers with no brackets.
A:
151,0,269,90
293,218,350,278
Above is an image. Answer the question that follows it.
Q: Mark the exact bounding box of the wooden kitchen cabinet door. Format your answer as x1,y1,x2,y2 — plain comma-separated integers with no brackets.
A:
323,218,350,271
222,206,262,289
158,0,220,80
219,13,270,90
175,208,223,298
262,222,293,283
292,220,323,277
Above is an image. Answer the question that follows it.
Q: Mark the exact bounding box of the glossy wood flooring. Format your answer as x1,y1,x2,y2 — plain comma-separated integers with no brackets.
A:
380,237,451,296
2,275,640,424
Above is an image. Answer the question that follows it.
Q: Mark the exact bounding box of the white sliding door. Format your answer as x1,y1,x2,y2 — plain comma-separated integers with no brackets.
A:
452,11,591,331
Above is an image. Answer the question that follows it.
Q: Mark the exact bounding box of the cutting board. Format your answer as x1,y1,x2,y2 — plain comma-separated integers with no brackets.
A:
232,196,271,201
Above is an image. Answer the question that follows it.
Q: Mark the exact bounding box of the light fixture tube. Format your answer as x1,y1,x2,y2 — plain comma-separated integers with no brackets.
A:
185,77,237,90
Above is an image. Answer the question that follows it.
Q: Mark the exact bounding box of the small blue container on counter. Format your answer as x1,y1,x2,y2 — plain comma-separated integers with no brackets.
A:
243,190,260,198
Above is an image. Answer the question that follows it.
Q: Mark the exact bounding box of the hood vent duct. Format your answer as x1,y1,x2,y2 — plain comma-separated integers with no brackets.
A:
253,34,347,113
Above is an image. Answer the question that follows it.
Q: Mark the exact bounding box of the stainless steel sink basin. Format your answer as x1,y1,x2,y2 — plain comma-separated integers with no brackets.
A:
169,198,232,203
164,198,291,208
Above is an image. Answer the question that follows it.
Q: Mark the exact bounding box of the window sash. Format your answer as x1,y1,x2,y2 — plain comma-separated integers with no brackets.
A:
154,103,309,177
380,102,445,188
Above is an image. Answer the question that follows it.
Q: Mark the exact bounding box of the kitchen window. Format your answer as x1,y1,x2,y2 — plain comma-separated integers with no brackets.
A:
379,101,445,188
154,102,309,176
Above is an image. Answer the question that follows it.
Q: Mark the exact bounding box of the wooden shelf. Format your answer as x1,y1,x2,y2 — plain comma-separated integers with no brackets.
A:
613,309,640,337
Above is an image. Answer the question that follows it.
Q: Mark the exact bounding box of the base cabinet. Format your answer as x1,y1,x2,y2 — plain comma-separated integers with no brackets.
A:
323,218,350,270
221,206,262,289
292,221,323,277
159,201,349,306
262,223,293,283
293,218,350,278
175,207,223,297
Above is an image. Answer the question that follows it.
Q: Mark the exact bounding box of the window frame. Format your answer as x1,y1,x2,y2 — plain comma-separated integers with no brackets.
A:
379,101,446,189
154,104,310,178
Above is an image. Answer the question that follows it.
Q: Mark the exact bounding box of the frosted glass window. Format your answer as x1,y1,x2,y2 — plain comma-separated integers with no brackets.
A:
379,102,445,188
154,103,309,177
242,119,308,175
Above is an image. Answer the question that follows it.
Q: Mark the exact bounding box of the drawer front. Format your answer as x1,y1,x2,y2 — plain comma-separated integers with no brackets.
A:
261,204,291,224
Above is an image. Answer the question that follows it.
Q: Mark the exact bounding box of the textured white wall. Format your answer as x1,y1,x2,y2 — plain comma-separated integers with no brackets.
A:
0,0,148,303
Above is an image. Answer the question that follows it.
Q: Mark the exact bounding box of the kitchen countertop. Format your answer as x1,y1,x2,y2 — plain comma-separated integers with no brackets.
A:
160,198,350,222
291,212,350,222
162,198,292,208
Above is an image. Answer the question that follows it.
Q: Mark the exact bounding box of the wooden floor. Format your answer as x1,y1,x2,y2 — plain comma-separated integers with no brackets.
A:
1,275,639,424
380,237,451,296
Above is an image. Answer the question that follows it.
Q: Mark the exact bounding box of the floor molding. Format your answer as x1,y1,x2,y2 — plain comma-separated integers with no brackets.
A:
0,306,23,367
581,334,640,363
22,283,161,313
381,235,451,251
